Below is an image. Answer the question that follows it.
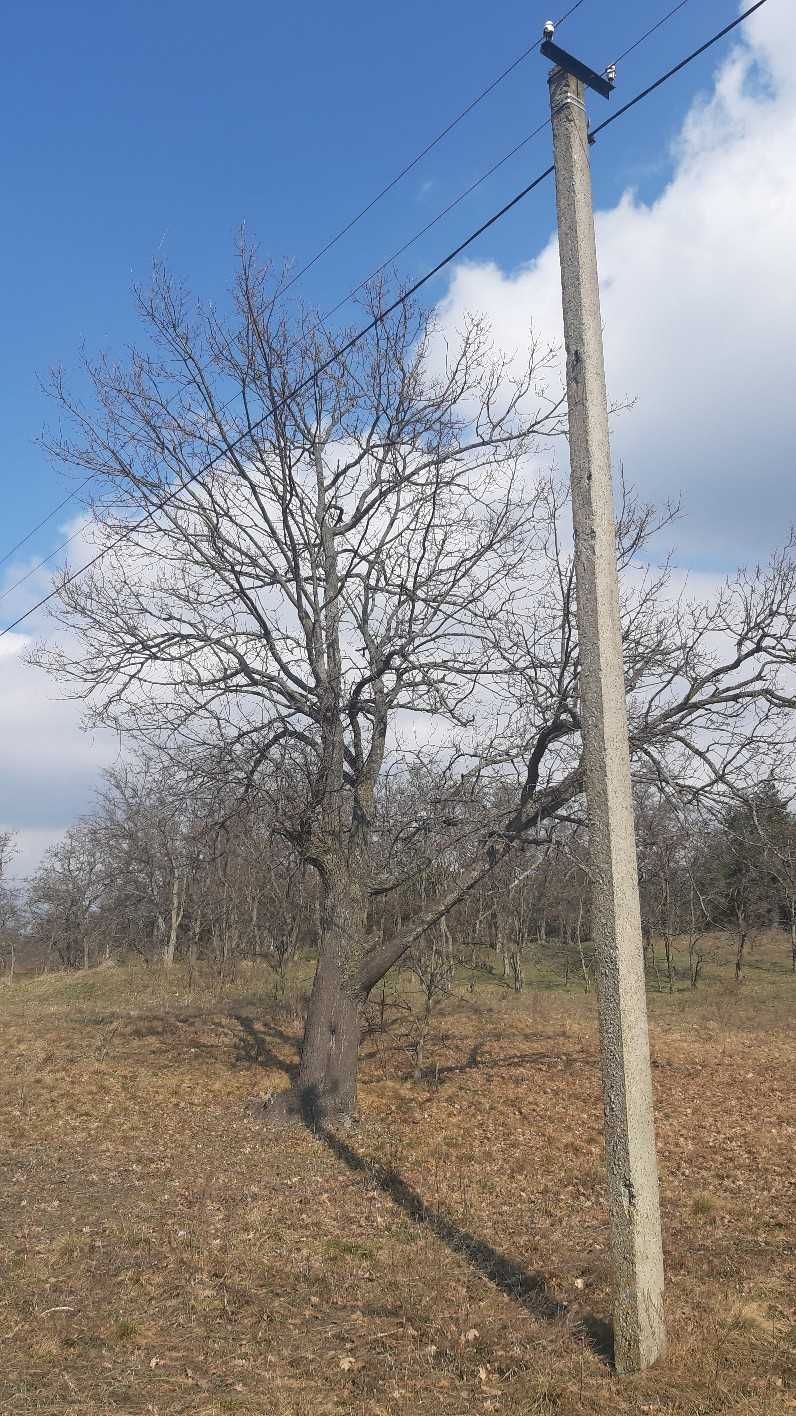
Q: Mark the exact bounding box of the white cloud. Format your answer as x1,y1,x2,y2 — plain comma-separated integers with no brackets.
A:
434,4,796,569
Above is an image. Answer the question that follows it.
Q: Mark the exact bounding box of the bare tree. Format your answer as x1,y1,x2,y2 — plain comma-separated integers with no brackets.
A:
0,833,19,982
405,915,454,1081
700,785,789,983
28,824,105,970
636,792,688,993
94,757,202,965
38,252,796,1122
751,785,796,972
40,255,565,1120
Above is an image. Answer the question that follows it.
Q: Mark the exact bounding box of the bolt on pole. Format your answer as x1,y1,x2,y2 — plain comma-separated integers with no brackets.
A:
546,62,666,1373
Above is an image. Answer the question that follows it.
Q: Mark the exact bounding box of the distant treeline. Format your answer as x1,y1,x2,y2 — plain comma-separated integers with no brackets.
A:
2,764,794,990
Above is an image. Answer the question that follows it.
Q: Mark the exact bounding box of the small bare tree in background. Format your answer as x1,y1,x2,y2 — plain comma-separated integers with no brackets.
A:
405,916,454,1081
0,833,19,982
753,786,796,972
28,824,105,970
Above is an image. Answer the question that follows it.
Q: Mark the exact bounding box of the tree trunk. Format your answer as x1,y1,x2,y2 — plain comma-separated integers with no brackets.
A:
664,935,675,994
271,860,368,1127
735,916,747,983
297,952,363,1121
164,871,183,966
576,901,590,993
260,825,541,1129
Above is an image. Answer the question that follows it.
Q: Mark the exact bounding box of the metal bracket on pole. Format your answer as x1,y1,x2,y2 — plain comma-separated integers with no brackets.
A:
540,38,615,100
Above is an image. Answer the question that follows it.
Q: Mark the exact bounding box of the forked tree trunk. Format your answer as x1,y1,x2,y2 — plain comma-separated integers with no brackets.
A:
261,819,539,1129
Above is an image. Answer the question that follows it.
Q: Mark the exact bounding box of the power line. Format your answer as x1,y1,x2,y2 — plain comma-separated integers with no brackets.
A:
590,0,770,142
326,0,706,322
555,0,589,22
0,475,95,571
326,117,553,320
0,0,772,640
611,0,694,68
277,0,591,300
1,133,558,614
1,118,558,607
276,47,540,302
0,125,557,611
0,526,87,605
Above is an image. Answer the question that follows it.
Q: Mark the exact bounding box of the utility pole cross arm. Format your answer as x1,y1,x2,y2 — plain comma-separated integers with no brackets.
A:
539,38,615,99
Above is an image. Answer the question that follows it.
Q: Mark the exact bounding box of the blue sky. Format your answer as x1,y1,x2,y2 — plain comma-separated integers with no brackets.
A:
1,0,756,572
3,0,795,874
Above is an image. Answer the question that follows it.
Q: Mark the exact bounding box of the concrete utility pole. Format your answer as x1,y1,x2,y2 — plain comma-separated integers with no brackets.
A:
544,49,666,1373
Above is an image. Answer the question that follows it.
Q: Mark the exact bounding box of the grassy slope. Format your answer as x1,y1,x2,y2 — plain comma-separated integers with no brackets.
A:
0,943,794,1415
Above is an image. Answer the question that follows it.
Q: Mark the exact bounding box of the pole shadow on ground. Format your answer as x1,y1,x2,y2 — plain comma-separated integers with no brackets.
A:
239,1012,614,1363
316,1123,614,1366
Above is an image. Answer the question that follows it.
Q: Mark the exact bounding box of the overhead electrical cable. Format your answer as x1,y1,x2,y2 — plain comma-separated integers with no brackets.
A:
0,476,96,571
0,115,555,612
275,0,589,298
555,0,589,23
591,0,769,142
0,0,771,639
610,0,694,68
325,116,553,319
0,529,88,605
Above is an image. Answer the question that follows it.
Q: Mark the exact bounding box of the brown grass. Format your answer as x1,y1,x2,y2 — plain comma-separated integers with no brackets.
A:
0,947,794,1415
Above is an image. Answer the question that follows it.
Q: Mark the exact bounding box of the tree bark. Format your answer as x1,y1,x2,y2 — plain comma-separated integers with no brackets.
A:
664,935,675,994
270,857,369,1126
734,915,747,983
163,871,183,966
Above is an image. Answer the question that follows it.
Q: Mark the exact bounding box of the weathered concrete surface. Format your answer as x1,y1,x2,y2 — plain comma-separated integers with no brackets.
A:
547,65,666,1373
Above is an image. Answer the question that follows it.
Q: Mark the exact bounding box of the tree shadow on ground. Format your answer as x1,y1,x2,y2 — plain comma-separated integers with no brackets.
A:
228,1011,301,1080
418,1041,598,1086
317,1123,614,1366
88,1004,303,1082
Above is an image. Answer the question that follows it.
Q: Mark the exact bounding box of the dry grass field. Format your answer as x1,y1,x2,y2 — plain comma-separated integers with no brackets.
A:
1,942,794,1415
